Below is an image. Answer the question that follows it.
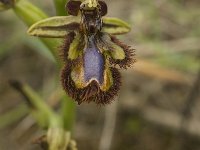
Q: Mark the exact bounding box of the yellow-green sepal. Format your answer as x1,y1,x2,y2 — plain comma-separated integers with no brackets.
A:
102,17,131,35
27,16,81,38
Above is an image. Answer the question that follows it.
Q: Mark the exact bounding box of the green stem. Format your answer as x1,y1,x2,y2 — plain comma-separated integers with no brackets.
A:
10,80,62,128
62,95,76,131
54,0,76,132
13,0,47,26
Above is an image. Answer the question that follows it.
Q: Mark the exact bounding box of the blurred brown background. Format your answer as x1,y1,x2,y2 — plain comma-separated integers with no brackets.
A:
0,0,200,150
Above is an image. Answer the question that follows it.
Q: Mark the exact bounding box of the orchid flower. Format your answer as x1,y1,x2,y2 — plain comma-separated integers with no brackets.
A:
28,0,135,105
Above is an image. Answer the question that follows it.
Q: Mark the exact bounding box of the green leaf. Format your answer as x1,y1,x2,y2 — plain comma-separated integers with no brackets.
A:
13,0,62,66
27,16,81,38
10,80,61,128
102,17,131,35
13,0,48,26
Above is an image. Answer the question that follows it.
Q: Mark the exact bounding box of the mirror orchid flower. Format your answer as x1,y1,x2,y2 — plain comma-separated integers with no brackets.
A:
28,0,135,105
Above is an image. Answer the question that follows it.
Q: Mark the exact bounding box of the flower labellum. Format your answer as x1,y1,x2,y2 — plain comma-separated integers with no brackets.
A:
28,0,135,105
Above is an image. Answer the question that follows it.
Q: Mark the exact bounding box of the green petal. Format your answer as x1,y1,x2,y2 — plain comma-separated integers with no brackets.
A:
97,33,125,60
110,44,125,60
27,16,81,38
102,17,131,35
68,32,85,60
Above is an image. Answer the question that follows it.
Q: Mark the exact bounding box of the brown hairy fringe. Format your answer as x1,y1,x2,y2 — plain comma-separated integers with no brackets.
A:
109,35,136,69
59,32,76,62
61,63,121,105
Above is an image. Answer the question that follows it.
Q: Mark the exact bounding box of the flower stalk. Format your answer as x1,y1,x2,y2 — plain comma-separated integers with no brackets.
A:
52,0,77,132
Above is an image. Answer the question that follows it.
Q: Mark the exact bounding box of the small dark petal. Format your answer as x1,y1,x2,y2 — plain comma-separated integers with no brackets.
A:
109,35,136,69
61,63,121,105
99,1,107,16
60,32,75,61
66,0,81,16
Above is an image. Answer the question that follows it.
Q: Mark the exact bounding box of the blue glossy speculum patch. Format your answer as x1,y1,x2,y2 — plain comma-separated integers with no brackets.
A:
83,35,104,84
